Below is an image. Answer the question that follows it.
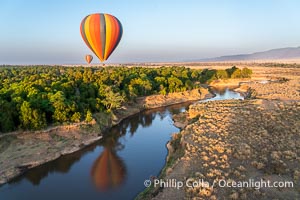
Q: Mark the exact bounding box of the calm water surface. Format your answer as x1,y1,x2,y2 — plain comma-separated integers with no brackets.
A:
0,88,243,200
205,86,244,102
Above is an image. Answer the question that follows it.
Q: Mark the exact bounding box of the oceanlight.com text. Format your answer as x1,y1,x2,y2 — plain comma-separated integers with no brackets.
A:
144,178,294,190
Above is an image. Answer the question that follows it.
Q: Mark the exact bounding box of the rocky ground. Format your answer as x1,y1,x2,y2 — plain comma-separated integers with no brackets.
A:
142,66,300,200
0,88,209,186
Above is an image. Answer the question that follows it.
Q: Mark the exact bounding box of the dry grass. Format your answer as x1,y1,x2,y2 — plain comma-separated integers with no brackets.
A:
151,66,300,200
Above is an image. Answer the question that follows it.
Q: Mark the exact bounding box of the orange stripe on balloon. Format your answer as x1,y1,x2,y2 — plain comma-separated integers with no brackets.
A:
81,17,96,56
106,16,116,60
82,16,98,57
88,15,97,55
87,16,101,60
107,16,120,60
109,18,123,61
89,15,103,61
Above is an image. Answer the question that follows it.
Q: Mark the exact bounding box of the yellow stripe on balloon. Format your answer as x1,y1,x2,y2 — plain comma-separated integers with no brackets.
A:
104,14,113,60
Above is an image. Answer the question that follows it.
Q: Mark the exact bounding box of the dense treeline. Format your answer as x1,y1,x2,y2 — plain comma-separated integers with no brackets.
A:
0,66,252,133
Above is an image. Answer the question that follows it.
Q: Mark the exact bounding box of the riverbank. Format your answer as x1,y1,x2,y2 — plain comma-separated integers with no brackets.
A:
0,87,210,186
140,67,300,199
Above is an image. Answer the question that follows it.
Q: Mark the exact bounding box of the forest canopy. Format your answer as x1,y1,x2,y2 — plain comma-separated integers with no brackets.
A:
0,66,252,133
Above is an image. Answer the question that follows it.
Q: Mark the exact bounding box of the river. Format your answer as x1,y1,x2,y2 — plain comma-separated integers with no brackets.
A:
0,87,243,200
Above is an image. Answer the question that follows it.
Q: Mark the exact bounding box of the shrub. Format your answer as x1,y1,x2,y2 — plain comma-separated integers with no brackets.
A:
241,68,253,78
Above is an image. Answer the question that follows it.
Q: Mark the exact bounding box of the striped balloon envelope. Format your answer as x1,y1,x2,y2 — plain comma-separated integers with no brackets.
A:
80,13,123,62
85,54,93,64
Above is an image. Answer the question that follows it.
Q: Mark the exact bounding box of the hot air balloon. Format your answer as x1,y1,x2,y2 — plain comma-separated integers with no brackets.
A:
80,13,123,62
85,55,93,64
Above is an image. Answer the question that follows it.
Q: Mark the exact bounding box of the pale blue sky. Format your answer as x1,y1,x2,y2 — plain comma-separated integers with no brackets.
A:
0,0,300,64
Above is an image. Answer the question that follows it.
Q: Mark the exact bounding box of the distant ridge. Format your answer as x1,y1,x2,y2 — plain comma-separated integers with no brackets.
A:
198,47,300,62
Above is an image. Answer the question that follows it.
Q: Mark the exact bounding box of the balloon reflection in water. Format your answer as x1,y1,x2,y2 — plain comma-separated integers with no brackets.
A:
91,137,126,191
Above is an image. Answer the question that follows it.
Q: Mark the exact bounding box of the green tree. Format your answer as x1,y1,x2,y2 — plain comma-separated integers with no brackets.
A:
129,78,153,96
71,112,81,123
20,101,46,130
191,70,200,80
226,66,238,77
49,91,69,123
0,100,17,132
231,69,242,78
199,69,217,83
185,80,194,90
168,77,183,93
85,110,93,122
215,70,229,79
241,68,253,78
102,88,125,111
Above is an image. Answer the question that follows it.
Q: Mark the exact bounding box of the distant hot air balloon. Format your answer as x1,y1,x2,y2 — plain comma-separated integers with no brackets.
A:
85,55,93,64
80,13,123,62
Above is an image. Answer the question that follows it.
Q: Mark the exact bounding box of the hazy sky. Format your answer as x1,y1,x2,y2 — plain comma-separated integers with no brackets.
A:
1,0,300,64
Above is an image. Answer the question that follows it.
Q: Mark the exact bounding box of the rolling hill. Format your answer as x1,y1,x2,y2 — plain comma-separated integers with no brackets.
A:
199,47,300,62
